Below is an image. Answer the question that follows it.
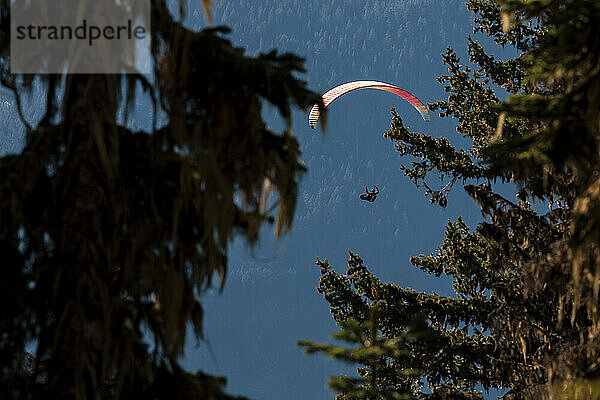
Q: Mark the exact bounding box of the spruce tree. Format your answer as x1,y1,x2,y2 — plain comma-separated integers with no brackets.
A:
301,0,600,398
0,1,319,398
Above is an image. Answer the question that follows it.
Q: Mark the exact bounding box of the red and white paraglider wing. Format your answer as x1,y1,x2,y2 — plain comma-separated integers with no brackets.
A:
308,80,430,129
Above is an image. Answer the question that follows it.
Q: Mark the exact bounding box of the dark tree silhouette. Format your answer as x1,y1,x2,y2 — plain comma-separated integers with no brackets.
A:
0,1,320,398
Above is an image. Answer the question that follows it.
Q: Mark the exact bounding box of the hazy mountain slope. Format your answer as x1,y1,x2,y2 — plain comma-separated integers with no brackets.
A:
179,2,485,399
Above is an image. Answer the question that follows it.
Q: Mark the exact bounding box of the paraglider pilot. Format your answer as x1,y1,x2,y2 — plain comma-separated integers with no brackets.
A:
360,186,379,202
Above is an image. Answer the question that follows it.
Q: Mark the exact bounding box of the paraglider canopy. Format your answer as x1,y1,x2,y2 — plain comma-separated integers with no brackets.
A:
308,80,430,129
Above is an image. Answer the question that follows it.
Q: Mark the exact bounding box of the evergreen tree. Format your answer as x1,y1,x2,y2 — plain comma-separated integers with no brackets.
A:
302,0,600,398
487,0,600,395
0,1,319,398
